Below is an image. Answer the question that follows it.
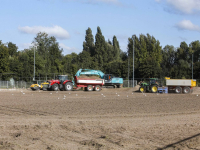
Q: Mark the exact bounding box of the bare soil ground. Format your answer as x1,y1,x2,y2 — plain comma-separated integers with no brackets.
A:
0,87,200,150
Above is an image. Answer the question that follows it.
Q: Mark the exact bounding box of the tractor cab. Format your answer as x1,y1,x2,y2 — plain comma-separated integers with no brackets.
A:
57,75,69,83
149,78,158,85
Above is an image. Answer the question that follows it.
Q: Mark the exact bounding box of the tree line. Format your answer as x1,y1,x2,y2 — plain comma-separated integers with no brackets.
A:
0,26,200,81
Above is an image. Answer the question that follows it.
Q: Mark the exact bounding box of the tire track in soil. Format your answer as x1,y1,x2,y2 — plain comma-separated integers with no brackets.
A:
0,105,58,116
157,133,200,150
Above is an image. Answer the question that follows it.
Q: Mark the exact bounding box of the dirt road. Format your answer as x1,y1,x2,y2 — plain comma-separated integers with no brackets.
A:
0,88,200,150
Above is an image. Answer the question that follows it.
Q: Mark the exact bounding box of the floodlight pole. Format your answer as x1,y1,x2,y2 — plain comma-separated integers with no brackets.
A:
132,36,134,88
192,53,193,80
128,54,129,88
33,47,35,81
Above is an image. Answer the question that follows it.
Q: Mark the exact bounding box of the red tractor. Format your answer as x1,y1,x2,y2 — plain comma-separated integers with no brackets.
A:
47,75,73,91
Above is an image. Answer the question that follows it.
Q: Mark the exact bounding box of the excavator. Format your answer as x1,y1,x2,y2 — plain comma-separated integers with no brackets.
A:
74,69,123,88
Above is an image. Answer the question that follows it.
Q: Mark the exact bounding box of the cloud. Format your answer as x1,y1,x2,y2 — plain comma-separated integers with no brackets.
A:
167,0,200,14
175,20,200,32
156,0,200,14
59,43,80,54
18,25,70,40
18,43,34,50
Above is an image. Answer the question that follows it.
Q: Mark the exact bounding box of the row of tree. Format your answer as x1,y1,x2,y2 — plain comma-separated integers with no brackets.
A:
0,26,200,81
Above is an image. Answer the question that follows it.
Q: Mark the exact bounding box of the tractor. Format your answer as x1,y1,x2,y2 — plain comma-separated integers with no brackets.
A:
139,78,159,93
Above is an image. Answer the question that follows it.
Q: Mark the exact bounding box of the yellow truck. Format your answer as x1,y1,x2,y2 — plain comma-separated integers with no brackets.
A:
165,77,196,94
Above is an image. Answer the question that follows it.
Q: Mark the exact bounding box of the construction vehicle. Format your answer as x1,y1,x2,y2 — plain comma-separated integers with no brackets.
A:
165,77,196,94
74,69,123,88
46,74,104,91
30,81,49,91
139,78,159,93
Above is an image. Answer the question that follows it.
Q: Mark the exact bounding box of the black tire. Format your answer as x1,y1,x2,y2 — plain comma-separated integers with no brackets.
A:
139,86,146,93
175,86,182,94
117,85,121,88
183,87,190,94
151,85,158,93
52,84,59,91
87,85,93,91
64,82,73,91
94,85,101,91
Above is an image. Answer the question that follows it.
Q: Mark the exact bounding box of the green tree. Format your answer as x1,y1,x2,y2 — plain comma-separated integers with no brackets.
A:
8,42,18,57
175,42,192,79
83,27,95,56
112,36,120,60
94,26,108,71
161,45,176,78
127,34,162,78
78,51,93,69
33,32,63,78
0,41,9,79
62,52,78,78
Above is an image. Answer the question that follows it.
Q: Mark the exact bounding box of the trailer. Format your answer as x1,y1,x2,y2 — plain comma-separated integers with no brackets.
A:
166,78,196,94
47,75,104,92
74,69,123,88
74,76,104,91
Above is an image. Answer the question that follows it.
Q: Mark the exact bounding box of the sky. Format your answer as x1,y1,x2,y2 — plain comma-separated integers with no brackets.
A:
1,0,200,55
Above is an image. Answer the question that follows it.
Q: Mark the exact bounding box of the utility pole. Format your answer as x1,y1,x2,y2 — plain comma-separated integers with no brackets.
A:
33,47,35,81
128,53,129,87
133,36,134,88
192,53,193,80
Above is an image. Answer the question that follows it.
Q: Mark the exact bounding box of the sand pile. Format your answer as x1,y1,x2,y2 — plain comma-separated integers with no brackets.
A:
77,75,101,79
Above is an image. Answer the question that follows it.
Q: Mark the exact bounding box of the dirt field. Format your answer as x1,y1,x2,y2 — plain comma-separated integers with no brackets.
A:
0,87,200,150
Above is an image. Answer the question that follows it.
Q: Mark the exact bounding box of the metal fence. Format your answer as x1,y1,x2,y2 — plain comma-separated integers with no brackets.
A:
0,80,138,89
0,81,33,89
0,79,199,89
123,80,138,87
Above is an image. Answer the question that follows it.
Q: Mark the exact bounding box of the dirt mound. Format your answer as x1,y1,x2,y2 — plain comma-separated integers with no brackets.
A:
77,75,101,79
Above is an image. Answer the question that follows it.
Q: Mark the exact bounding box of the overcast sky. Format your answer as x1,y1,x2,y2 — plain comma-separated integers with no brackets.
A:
1,0,200,55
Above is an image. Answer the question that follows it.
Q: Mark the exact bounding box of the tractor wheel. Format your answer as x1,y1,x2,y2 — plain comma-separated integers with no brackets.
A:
87,85,93,91
64,82,73,91
151,86,158,93
183,87,190,94
94,85,101,91
175,86,182,94
52,84,59,91
139,87,145,93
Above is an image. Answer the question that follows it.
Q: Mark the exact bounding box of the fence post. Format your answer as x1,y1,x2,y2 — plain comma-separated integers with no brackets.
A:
7,81,8,89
